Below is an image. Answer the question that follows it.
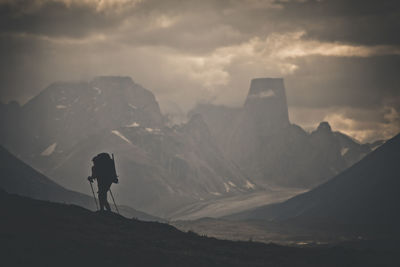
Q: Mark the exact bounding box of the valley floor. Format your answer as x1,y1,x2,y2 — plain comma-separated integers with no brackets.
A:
168,187,306,220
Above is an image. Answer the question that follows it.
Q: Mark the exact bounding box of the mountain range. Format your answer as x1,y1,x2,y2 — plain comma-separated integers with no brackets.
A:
0,76,258,217
0,76,381,218
226,132,400,229
190,78,379,188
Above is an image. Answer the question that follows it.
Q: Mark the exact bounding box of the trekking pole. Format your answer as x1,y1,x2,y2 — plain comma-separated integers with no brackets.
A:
89,180,99,211
109,189,120,215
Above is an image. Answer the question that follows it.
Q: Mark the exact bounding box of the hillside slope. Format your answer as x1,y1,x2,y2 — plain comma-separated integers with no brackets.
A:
0,145,161,221
0,190,396,267
226,133,400,226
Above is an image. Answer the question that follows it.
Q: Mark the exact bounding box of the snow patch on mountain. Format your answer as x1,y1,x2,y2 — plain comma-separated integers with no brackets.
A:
41,143,57,156
93,87,102,94
128,104,137,110
126,122,140,128
245,180,256,189
111,130,132,144
341,147,349,156
224,183,230,192
228,181,237,188
145,128,162,134
56,105,67,109
248,89,276,99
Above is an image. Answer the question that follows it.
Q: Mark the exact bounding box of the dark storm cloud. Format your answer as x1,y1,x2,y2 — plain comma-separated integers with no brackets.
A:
285,55,400,109
0,34,44,102
1,0,399,47
0,0,399,141
0,0,124,38
116,0,400,51
284,53,400,141
115,0,285,53
279,0,400,46
1,0,398,51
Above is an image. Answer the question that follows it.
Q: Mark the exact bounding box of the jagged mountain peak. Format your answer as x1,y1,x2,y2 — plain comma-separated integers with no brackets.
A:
190,77,375,188
30,76,149,106
185,113,209,132
181,113,214,145
7,76,164,159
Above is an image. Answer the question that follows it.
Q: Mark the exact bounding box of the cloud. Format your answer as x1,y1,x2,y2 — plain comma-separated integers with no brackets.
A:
288,105,400,143
285,55,400,109
0,0,137,38
270,32,400,58
279,0,400,46
323,107,400,143
1,0,400,142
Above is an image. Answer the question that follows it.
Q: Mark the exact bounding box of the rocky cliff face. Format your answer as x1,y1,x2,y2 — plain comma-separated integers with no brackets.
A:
14,76,163,156
42,113,258,217
191,78,375,188
244,78,290,134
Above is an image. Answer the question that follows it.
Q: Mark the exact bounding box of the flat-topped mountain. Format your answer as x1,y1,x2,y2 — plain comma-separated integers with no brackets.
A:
244,78,290,133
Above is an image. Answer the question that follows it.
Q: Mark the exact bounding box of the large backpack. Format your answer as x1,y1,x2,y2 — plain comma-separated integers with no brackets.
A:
92,153,118,184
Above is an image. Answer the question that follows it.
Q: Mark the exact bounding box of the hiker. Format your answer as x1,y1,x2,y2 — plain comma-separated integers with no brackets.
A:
88,153,118,212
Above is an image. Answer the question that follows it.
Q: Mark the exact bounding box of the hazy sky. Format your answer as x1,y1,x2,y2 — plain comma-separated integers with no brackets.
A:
1,0,399,142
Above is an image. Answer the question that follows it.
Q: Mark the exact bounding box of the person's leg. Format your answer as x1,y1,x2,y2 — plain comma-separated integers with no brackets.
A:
98,182,112,212
104,192,111,212
98,190,106,211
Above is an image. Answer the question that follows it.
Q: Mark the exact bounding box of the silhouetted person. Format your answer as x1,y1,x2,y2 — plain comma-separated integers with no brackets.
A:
88,153,118,212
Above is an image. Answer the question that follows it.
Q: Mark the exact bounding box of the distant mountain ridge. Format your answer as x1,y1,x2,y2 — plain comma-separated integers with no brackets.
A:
226,133,400,226
0,75,382,217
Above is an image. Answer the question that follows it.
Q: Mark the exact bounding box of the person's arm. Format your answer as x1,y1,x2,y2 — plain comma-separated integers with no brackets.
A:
88,166,97,182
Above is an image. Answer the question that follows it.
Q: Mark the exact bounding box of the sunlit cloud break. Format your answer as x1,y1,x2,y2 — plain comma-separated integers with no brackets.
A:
258,32,400,59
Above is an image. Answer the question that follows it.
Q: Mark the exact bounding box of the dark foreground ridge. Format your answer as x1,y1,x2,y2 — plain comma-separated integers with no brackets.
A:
0,190,398,267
